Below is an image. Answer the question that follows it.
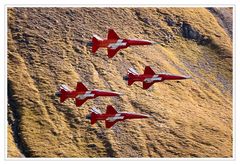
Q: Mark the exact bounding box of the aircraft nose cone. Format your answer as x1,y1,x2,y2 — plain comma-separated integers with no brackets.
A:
134,113,151,118
142,114,151,118
150,41,157,45
117,92,125,96
111,91,124,96
55,91,61,97
184,75,191,79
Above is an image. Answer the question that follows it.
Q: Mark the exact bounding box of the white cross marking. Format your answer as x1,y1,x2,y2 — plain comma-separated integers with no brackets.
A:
108,39,127,49
106,114,124,122
77,91,95,100
144,75,162,83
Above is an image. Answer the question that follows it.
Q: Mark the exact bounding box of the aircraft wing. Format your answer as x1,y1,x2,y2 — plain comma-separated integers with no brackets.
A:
75,98,88,107
76,82,88,92
144,66,155,75
105,120,118,128
143,82,154,90
106,105,118,114
108,29,120,40
107,47,121,58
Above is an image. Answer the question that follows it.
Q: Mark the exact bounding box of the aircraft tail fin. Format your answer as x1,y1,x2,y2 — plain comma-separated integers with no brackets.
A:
90,112,97,125
60,88,68,103
92,34,102,53
128,73,136,86
58,84,71,103
89,107,101,124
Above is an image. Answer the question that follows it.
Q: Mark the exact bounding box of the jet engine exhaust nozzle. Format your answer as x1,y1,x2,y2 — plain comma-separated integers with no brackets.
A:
86,114,91,120
123,75,129,81
55,91,61,97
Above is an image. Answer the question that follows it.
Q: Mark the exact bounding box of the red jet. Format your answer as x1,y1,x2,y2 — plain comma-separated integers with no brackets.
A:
92,29,156,58
123,66,191,89
55,82,123,107
86,105,150,128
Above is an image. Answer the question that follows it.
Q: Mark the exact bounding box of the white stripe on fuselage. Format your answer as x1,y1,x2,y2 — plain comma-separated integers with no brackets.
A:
106,114,124,122
144,75,162,83
76,91,95,100
108,39,127,49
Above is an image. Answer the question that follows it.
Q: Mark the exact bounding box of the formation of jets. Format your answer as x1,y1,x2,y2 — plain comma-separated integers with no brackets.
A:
56,29,191,128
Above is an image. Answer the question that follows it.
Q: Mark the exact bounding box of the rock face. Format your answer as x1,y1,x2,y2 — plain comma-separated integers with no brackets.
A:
207,7,233,39
165,16,176,26
7,7,232,158
181,22,211,45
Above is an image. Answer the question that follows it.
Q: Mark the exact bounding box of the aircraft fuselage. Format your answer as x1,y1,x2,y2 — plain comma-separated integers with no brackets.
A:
56,90,122,101
97,38,154,50
131,74,190,83
88,112,149,122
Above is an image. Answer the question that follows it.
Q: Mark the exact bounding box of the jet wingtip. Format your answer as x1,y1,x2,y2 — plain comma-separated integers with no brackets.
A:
107,55,115,58
108,28,114,31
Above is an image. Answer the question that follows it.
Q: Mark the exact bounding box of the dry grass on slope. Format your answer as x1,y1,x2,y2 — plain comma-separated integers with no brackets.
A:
7,7,232,158
7,125,22,157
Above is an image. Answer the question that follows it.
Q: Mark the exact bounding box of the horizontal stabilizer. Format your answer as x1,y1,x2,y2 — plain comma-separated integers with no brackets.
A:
91,107,102,114
128,68,138,75
59,84,71,91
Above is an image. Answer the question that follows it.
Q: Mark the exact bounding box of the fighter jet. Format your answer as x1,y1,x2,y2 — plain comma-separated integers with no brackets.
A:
55,82,123,107
86,105,150,128
123,66,191,89
92,29,156,58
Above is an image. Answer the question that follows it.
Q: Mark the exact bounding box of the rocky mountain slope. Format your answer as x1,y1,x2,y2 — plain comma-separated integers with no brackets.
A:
7,7,232,158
